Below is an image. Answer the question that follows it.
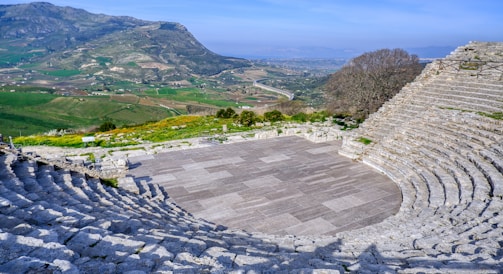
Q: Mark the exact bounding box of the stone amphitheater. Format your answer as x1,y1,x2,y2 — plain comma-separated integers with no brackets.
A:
1,41,502,273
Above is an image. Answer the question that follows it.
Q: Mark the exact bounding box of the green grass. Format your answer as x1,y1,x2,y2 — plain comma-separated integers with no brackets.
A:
157,87,179,95
357,137,372,145
13,115,255,148
0,92,57,106
478,111,503,120
15,135,85,147
122,116,254,143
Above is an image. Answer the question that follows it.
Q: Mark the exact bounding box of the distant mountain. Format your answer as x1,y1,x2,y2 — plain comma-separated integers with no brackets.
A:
0,2,250,85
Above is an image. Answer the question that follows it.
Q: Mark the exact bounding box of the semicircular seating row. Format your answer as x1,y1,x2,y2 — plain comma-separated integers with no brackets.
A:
337,41,503,271
1,41,502,273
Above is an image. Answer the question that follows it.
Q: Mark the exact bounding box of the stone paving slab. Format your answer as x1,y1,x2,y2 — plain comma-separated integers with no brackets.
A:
128,136,401,236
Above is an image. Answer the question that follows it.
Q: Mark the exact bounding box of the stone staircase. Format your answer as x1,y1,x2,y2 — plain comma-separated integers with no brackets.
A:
1,41,502,273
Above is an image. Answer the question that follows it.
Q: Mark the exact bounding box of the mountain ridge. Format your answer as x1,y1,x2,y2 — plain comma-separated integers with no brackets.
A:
0,2,250,85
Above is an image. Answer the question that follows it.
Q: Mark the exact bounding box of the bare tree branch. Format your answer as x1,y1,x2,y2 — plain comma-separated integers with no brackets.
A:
325,48,422,119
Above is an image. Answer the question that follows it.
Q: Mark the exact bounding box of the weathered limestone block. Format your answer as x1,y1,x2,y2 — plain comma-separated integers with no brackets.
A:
118,177,140,195
200,246,236,268
233,254,278,271
138,243,174,262
182,238,208,256
29,241,79,263
75,258,117,274
86,235,145,262
116,254,156,273
27,228,60,243
65,231,103,256
0,233,44,264
0,256,59,274
173,252,215,271
52,259,80,274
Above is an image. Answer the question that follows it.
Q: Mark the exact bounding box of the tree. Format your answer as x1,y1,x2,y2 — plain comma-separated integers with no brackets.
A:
237,110,256,127
98,121,116,132
264,110,284,122
216,107,237,118
325,48,423,119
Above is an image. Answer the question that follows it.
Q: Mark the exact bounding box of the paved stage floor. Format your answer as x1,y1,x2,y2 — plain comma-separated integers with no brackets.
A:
127,136,401,236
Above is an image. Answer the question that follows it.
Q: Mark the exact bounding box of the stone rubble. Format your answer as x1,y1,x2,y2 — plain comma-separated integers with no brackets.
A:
0,41,502,272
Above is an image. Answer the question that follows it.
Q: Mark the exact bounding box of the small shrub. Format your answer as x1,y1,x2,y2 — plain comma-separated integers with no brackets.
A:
335,120,346,126
459,61,484,70
80,152,96,163
309,110,330,123
291,112,308,122
101,178,118,188
333,113,350,119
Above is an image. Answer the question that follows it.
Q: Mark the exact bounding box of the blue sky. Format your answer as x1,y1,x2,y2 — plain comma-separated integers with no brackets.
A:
3,0,503,58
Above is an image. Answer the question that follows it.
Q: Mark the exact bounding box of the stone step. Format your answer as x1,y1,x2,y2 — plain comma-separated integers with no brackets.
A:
365,152,429,210
429,82,503,97
417,145,474,207
376,141,450,209
415,156,461,207
137,179,152,198
414,93,502,113
480,148,503,176
435,75,503,90
403,126,493,204
466,152,503,198
361,156,416,211
420,89,503,109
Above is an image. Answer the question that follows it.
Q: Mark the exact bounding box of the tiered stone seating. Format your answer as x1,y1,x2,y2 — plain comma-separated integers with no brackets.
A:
337,41,503,271
1,41,502,272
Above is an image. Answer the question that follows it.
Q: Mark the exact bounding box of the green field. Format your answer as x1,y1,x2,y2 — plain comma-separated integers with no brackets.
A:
0,46,45,67
0,86,56,94
42,69,81,77
0,92,175,137
148,87,246,108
